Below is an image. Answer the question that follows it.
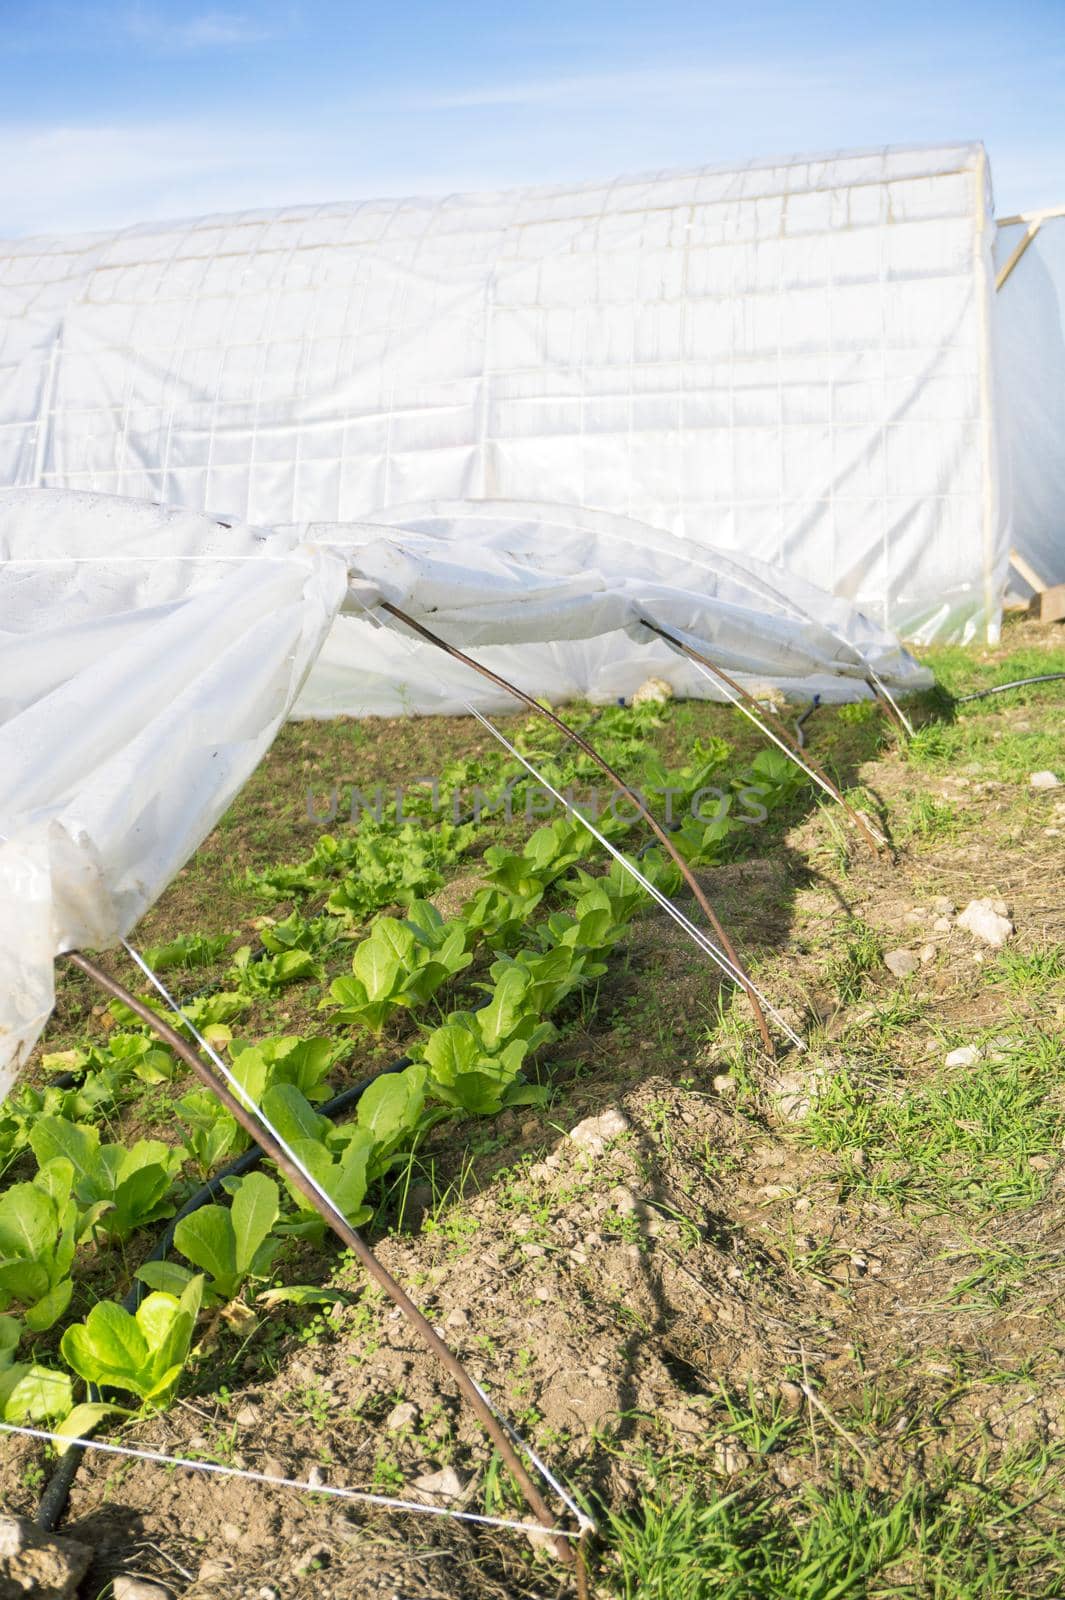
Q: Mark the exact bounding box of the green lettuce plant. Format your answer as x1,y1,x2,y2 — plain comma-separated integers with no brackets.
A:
324,901,471,1033
138,1172,281,1305
30,1119,183,1243
0,1166,79,1331
141,932,232,972
0,1314,72,1424
59,1275,204,1422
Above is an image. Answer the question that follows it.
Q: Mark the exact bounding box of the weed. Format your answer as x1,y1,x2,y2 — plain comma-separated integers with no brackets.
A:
821,920,881,1003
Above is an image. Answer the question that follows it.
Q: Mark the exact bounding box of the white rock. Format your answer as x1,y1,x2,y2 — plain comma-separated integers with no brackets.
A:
114,1580,172,1600
568,1107,630,1154
944,1045,981,1069
933,915,953,932
386,1401,419,1431
197,1559,236,1584
521,1515,562,1555
413,1466,467,1503
918,943,936,964
712,1439,753,1474
771,1068,823,1122
957,899,1014,947
0,1517,92,1600
712,1073,738,1097
884,948,919,978
1030,771,1061,790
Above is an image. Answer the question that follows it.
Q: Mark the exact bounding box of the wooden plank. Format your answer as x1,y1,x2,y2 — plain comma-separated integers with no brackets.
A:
1010,548,1052,592
1030,583,1065,625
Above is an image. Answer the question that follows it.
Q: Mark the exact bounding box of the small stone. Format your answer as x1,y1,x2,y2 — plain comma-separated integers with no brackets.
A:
521,1515,562,1555
413,1466,467,1504
918,943,936,964
884,948,919,978
712,1439,752,1474
234,1403,258,1428
221,1523,243,1545
712,1073,737,1097
1030,771,1061,790
779,1380,804,1412
0,1516,92,1599
568,1107,630,1155
293,1544,330,1575
444,1307,469,1329
307,1464,327,1487
945,1045,982,1068
113,1580,172,1600
1029,1156,1052,1172
260,1456,286,1480
197,1558,236,1584
385,1401,419,1431
933,915,953,932
259,1589,280,1600
930,895,956,915
771,1067,823,1122
957,899,1014,947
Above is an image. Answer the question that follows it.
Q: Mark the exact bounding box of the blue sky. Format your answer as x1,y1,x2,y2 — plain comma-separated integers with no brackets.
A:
1,0,1062,235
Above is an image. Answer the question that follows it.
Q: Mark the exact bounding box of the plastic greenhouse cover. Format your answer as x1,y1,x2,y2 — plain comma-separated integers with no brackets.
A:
994,215,1065,589
0,142,1005,656
0,487,931,1087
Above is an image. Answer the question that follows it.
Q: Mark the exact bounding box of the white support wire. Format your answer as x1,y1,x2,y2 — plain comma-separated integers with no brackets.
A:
118,939,591,1536
673,649,889,849
351,592,802,1049
0,1422,578,1540
863,664,915,737
461,702,805,1052
355,600,802,1047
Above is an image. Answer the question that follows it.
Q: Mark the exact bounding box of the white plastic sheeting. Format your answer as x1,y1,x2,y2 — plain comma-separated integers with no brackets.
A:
297,498,930,716
0,487,931,1087
0,492,348,1087
0,143,1004,654
994,214,1065,589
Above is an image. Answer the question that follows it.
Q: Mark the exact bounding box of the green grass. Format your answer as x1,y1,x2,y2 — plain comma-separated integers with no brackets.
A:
821,919,882,1003
796,1032,1065,1214
899,790,961,841
921,635,1065,701
986,943,1065,994
605,1446,1065,1598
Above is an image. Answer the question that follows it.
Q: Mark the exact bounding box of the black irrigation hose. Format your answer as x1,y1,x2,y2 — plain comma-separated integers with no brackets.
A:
956,672,1065,703
794,696,822,750
34,1054,412,1532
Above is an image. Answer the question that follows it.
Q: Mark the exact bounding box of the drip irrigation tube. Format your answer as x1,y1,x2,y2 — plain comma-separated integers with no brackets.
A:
956,672,1065,703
